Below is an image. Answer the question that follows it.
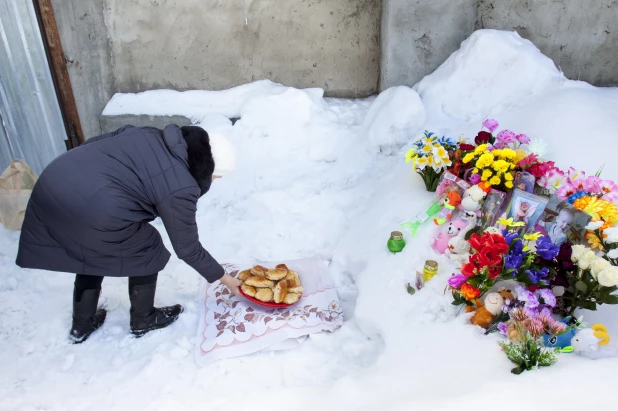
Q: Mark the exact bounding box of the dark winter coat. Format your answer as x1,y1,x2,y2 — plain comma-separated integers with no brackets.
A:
16,125,225,282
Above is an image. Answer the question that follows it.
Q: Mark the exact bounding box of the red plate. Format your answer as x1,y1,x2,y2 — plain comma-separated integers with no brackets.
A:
239,287,298,308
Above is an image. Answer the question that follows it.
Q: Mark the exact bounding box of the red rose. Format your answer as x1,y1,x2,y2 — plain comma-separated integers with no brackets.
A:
462,262,476,277
528,285,540,292
459,143,476,151
475,131,492,145
488,266,501,279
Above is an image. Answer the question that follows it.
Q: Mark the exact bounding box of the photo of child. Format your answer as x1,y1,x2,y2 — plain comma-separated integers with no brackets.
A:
512,171,536,193
536,196,591,246
503,189,548,233
479,189,506,230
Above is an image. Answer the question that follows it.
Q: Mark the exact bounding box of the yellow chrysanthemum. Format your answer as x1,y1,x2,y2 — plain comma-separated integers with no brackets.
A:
473,168,479,174
574,196,610,222
474,144,489,155
463,153,476,164
505,172,514,181
491,149,503,158
481,169,493,181
505,181,514,189
493,159,510,173
500,149,517,160
489,176,501,186
476,153,495,169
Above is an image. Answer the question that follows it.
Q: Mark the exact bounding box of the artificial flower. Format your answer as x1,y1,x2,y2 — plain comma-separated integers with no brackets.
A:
474,131,492,145
447,274,468,289
462,262,476,277
515,134,530,144
505,251,524,271
488,266,501,279
469,174,481,185
526,267,550,284
505,172,514,181
496,130,516,144
462,153,475,163
597,265,618,287
481,169,493,181
505,181,514,189
482,119,499,133
571,244,588,262
536,236,560,260
489,176,501,186
603,227,618,244
497,217,525,228
459,143,476,151
460,283,481,300
515,286,540,309
477,153,495,169
585,221,604,231
527,137,549,157
577,249,597,270
524,232,542,241
586,232,603,250
590,257,610,279
497,322,508,334
535,289,557,308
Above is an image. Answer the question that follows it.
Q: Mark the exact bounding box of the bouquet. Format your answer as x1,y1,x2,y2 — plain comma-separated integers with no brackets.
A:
462,145,519,190
406,131,459,192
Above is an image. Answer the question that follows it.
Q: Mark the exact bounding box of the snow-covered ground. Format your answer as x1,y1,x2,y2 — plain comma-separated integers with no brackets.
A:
2,30,618,411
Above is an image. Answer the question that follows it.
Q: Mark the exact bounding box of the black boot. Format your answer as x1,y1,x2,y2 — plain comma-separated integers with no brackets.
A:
129,282,183,337
69,288,107,344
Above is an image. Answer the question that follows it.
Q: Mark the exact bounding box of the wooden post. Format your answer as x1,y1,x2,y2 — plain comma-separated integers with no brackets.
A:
33,0,84,148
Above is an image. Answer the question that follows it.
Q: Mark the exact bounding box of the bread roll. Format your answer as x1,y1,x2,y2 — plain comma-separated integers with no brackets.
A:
238,269,252,282
250,265,268,277
245,276,275,288
284,271,301,288
255,288,274,303
282,292,301,305
287,286,304,295
266,268,288,281
241,283,257,297
273,280,288,303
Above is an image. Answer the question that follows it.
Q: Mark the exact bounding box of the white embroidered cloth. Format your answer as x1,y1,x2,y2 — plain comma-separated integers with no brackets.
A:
195,257,343,366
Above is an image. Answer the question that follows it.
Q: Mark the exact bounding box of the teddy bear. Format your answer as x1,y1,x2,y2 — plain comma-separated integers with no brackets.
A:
466,287,514,329
445,213,477,264
431,218,470,254
458,185,487,217
434,191,462,225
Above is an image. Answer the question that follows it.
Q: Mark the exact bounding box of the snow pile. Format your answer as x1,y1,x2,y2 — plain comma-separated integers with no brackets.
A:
416,30,566,125
3,29,618,410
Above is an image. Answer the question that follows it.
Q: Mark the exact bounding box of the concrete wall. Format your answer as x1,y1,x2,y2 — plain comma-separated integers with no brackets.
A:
380,0,477,90
476,0,618,86
53,0,381,138
381,0,618,90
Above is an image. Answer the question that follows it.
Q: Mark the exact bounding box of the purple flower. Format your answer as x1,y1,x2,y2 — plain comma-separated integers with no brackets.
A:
536,236,560,260
482,119,499,133
505,252,524,271
535,288,557,308
503,230,520,246
469,174,481,185
448,274,467,289
497,322,508,334
496,130,516,144
526,267,550,284
492,141,505,149
515,133,530,144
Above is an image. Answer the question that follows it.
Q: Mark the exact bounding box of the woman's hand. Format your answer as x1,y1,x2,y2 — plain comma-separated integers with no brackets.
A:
219,273,242,297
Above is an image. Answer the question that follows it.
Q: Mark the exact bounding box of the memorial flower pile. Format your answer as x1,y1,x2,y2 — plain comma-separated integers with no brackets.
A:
405,131,460,192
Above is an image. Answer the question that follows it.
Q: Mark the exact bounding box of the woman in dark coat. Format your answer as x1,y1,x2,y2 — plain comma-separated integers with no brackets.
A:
16,125,241,343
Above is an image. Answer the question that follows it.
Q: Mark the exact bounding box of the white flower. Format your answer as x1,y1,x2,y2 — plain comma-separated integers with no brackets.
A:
585,221,604,231
604,227,618,244
578,249,597,270
571,244,588,262
590,257,610,279
597,265,618,287
607,249,618,259
527,137,549,157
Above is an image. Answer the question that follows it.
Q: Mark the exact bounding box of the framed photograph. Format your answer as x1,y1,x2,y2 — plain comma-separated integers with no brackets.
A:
512,171,536,193
535,196,592,246
479,189,507,230
436,171,470,200
503,189,549,233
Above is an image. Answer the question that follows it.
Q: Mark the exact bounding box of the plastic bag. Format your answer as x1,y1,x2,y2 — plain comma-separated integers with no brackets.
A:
0,159,37,230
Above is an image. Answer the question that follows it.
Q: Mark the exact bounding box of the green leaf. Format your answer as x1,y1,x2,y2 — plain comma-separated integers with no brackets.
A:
407,284,416,295
575,281,588,292
600,294,618,304
577,300,597,311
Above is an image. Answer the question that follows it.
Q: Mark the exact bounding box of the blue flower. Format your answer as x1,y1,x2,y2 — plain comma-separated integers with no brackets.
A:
505,252,524,271
536,236,560,260
526,267,550,284
503,230,520,246
567,191,589,204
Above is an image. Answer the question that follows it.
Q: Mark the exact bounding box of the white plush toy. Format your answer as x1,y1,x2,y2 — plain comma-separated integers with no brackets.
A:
459,185,487,216
445,213,477,265
571,324,618,360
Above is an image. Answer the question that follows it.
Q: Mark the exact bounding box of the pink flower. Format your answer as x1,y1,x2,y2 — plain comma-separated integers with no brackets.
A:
496,130,516,144
448,274,468,289
566,168,586,185
582,176,602,194
538,168,567,193
517,153,539,168
492,142,504,149
600,179,618,194
602,191,618,202
556,183,578,199
515,134,530,144
482,119,499,133
469,174,481,185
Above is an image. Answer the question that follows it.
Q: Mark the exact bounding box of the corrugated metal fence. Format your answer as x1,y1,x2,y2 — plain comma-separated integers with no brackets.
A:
0,0,67,175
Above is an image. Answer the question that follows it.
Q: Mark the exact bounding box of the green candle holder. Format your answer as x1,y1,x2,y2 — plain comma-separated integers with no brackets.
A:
387,231,406,253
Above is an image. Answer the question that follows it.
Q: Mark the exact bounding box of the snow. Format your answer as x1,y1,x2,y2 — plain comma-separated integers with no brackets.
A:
3,29,618,410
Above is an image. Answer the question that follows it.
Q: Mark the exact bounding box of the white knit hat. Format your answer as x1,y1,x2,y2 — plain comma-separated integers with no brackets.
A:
209,132,236,177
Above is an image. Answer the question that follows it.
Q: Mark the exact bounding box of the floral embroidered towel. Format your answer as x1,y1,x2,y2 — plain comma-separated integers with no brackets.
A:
195,257,343,366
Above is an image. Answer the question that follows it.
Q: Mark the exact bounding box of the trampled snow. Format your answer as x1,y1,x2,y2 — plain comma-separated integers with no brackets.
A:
3,29,618,410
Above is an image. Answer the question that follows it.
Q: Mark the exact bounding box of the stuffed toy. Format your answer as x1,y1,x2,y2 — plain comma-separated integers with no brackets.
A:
466,291,506,329
571,324,618,359
445,213,477,264
458,185,487,217
434,191,462,225
432,215,475,254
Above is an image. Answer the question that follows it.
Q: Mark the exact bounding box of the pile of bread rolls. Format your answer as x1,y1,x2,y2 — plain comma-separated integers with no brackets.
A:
239,264,303,304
